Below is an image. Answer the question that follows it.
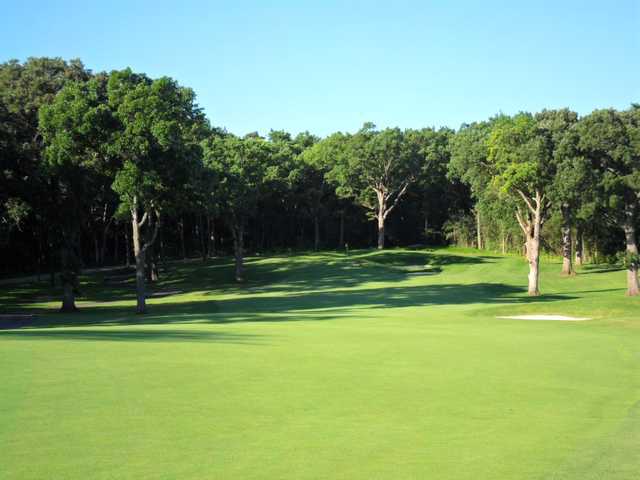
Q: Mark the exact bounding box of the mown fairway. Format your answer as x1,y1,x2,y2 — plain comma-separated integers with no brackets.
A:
1,247,639,479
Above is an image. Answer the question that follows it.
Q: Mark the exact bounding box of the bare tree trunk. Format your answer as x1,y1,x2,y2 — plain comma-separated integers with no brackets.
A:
147,214,159,282
131,197,160,314
515,190,545,296
132,207,146,314
560,204,573,275
476,208,482,250
314,214,320,251
338,210,345,248
232,222,244,282
623,202,639,296
377,212,385,249
526,232,541,296
150,254,159,281
575,225,583,267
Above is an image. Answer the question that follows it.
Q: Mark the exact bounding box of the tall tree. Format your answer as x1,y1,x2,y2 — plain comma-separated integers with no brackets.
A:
0,57,90,278
39,75,114,311
448,119,501,250
411,127,456,243
321,124,421,249
576,108,640,295
487,113,556,296
109,69,204,313
202,134,278,282
536,109,580,275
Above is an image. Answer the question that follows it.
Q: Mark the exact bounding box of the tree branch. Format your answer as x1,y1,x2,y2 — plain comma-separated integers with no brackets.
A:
515,206,529,236
141,210,160,254
383,180,412,220
138,212,149,228
516,189,536,214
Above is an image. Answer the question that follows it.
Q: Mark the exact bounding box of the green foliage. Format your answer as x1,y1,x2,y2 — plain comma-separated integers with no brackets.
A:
487,113,553,197
616,251,640,269
313,124,422,222
448,119,496,196
202,134,278,223
106,70,204,215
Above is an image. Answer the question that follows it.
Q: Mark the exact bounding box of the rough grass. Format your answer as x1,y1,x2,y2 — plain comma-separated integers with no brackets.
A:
1,247,639,479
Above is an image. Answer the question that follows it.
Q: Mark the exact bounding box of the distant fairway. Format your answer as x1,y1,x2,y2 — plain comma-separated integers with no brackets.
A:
1,248,639,479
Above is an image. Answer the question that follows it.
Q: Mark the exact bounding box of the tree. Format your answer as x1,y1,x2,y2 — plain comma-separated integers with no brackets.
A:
536,109,580,275
321,124,421,249
109,69,204,313
411,127,456,244
202,134,277,282
487,113,556,296
548,116,597,275
39,75,114,311
0,57,90,281
277,131,325,250
576,108,640,295
449,119,501,250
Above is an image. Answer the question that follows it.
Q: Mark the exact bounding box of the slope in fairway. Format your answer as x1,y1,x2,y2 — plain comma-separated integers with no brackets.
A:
1,248,639,479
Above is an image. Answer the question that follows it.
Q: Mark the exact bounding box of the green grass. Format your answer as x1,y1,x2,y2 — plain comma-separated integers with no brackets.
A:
1,247,639,479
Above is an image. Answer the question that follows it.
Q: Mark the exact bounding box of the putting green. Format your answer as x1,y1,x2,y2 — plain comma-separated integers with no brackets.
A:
1,248,638,479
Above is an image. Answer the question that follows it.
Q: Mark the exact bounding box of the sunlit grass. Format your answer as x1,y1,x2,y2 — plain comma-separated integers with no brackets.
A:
1,247,639,479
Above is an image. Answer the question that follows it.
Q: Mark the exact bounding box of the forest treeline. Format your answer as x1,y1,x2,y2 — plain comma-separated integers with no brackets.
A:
2,58,639,312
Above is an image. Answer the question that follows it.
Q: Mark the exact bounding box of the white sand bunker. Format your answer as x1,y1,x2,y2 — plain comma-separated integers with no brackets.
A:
497,314,591,321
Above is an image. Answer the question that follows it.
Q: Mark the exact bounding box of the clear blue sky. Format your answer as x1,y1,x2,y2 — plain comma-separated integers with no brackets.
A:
3,0,639,137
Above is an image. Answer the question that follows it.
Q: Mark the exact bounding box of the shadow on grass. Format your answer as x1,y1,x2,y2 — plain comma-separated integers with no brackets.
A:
2,249,483,309
2,282,576,331
1,248,578,338
579,265,624,275
0,328,263,343
355,250,494,268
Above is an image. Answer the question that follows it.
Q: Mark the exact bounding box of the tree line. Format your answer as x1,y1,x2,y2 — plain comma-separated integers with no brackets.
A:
1,58,639,313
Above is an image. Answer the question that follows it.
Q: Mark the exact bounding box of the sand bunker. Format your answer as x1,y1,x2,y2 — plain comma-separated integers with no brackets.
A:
497,314,591,321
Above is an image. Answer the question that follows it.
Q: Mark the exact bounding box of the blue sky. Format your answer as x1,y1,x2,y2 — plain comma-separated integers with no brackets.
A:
3,0,639,136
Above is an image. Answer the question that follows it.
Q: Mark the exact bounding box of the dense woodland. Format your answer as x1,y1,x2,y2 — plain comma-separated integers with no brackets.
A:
1,58,639,312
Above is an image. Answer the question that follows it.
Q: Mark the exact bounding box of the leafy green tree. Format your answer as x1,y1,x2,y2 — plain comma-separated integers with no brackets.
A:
536,109,580,275
0,57,90,279
276,131,325,249
546,115,597,274
203,134,278,281
322,124,421,249
448,119,500,249
108,69,204,313
411,127,456,243
576,108,640,295
39,75,114,310
487,113,556,296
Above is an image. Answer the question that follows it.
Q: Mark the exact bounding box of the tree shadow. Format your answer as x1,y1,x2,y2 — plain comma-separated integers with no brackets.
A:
578,265,624,275
3,249,491,311
354,249,493,268
0,328,264,343
6,282,575,330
